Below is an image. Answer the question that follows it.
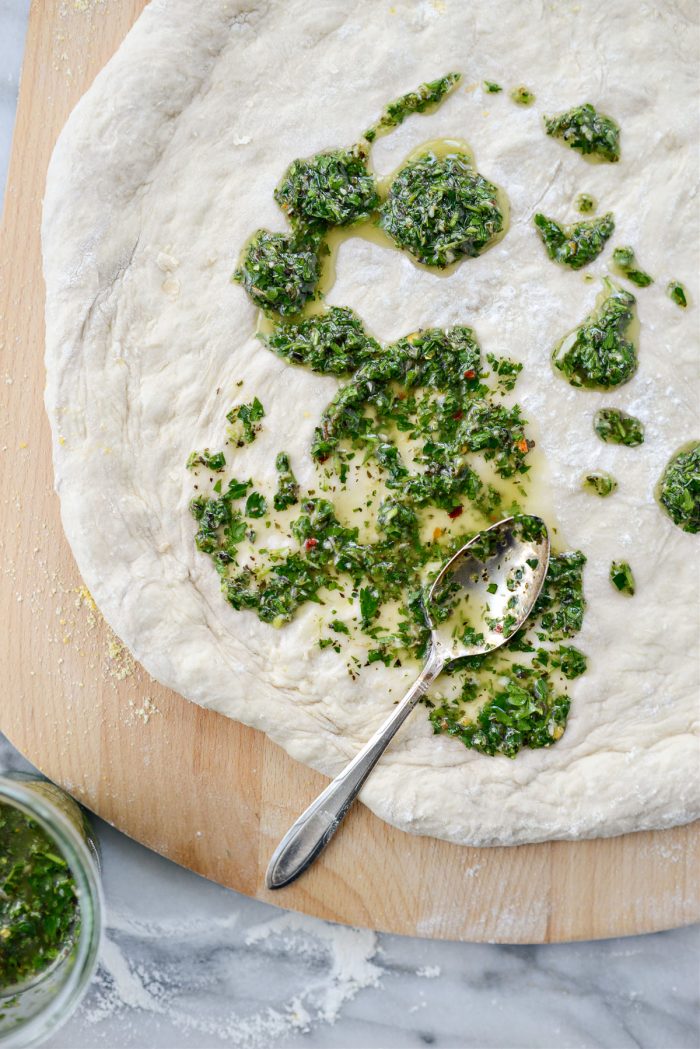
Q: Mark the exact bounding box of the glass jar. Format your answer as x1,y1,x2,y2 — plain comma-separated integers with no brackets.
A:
0,773,103,1048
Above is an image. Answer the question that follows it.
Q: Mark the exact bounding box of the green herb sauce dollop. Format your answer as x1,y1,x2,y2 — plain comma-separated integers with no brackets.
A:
544,103,621,162
553,281,638,389
233,231,320,316
379,151,504,268
593,407,644,446
534,211,614,270
657,443,700,534
275,147,379,232
582,472,617,497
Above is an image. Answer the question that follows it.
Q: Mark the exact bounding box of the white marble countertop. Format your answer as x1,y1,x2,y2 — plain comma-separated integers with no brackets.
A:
1,3,698,1046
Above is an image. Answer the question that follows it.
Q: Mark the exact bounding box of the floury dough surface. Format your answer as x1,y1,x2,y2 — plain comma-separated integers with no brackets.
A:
43,0,699,846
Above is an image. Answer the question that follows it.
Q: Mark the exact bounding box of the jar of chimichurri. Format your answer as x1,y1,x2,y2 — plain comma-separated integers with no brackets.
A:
0,773,102,1048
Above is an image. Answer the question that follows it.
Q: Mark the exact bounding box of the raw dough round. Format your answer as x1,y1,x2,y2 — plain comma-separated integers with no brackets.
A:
43,0,699,846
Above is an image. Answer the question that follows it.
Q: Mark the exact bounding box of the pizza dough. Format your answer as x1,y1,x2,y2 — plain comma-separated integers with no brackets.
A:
43,0,700,846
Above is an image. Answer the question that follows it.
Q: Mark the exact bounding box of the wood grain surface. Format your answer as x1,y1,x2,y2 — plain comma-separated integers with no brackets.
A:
0,0,697,943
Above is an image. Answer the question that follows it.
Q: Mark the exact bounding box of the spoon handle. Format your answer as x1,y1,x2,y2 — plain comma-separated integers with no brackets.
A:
265,646,444,890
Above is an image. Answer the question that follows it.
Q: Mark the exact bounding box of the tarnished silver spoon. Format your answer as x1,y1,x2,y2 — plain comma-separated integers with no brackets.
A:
266,514,550,890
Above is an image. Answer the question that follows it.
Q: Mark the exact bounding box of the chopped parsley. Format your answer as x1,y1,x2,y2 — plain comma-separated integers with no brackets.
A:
576,193,596,214
612,246,653,288
582,471,618,497
510,86,536,106
190,489,247,557
359,586,380,626
261,306,379,375
225,478,252,500
531,551,586,641
609,560,635,596
657,443,700,534
552,281,637,389
233,230,320,316
273,452,299,511
227,397,265,445
186,449,226,472
483,80,503,94
379,151,504,268
431,677,568,758
0,803,78,989
311,326,530,484
428,550,585,757
534,211,614,270
487,353,523,393
667,281,688,309
245,491,267,519
554,645,588,680
363,72,462,142
593,407,644,447
274,147,378,232
544,103,620,162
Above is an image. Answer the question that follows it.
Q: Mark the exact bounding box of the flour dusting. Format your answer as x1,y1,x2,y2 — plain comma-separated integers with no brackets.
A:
246,914,382,1024
79,910,382,1047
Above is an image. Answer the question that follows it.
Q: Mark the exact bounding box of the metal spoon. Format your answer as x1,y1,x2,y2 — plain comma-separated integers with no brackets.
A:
266,514,550,890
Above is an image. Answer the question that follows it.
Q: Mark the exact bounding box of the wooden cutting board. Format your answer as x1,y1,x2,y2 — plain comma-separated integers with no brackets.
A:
0,0,697,944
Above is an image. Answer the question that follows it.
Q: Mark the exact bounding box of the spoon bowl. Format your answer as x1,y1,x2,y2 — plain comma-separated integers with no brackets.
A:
266,514,550,890
428,515,550,661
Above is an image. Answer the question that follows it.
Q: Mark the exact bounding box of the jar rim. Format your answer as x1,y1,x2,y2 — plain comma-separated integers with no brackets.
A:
0,775,103,1049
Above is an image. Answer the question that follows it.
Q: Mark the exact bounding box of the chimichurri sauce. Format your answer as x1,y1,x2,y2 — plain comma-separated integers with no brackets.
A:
0,804,78,990
190,308,588,759
610,560,635,595
582,471,617,497
594,407,644,446
510,86,536,106
544,103,621,162
233,231,321,317
379,151,505,268
187,75,625,760
534,212,614,270
363,73,461,142
275,146,379,233
576,193,596,214
667,280,689,309
553,281,638,390
612,246,653,288
657,443,700,534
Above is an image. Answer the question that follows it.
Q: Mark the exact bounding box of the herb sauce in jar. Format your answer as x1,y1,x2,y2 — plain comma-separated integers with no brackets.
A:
0,802,79,991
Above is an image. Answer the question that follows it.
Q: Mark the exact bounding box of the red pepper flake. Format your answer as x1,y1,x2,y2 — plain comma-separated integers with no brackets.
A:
448,506,463,519
464,369,476,379
452,410,464,420
515,438,529,454
305,538,318,550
